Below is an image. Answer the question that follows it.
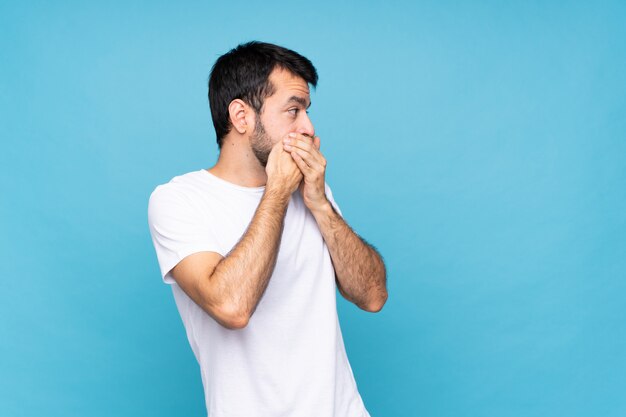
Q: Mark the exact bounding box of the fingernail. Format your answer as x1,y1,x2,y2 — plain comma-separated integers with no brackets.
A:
289,132,297,138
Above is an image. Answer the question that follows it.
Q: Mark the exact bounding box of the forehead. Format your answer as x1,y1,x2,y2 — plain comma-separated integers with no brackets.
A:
268,67,310,101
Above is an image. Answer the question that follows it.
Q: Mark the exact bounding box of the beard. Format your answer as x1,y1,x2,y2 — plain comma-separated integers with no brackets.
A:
249,115,274,168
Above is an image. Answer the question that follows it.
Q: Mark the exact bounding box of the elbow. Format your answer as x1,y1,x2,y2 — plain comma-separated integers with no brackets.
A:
363,291,388,313
224,315,250,330
363,270,388,313
211,302,250,330
364,262,387,313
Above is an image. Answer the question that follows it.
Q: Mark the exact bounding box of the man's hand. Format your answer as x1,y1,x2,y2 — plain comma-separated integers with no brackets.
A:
283,133,329,212
283,132,388,312
266,135,304,197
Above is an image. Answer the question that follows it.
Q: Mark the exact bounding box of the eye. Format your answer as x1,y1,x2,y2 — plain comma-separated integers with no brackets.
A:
288,108,299,116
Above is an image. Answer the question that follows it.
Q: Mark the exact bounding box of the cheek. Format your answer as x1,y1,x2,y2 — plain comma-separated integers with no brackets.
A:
266,115,297,136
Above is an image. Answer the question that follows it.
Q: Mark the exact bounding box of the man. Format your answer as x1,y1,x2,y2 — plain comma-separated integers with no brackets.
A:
147,41,387,417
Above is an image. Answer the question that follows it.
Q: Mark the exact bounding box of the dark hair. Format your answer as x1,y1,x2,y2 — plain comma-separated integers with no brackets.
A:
208,41,318,148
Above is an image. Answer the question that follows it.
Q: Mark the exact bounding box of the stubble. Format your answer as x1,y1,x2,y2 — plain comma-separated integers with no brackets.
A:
249,115,273,168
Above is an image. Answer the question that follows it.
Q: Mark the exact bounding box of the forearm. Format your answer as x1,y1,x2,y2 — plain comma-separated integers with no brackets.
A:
311,200,388,312
209,187,290,321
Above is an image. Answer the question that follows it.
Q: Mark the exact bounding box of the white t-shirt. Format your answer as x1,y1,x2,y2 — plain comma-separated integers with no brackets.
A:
147,169,372,417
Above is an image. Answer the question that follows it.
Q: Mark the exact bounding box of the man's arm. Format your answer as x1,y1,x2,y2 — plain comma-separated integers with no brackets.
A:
171,187,290,329
283,133,388,312
311,201,388,312
169,140,303,329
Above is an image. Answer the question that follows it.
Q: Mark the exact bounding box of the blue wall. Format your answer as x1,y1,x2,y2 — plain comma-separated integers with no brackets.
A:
1,1,624,416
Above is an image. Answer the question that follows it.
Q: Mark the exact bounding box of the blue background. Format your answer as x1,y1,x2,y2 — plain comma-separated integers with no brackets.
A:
1,1,625,416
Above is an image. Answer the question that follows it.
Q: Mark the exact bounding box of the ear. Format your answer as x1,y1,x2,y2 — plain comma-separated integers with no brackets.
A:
228,99,250,134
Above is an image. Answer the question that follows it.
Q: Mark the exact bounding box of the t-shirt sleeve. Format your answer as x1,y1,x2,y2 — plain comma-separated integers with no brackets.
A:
147,185,224,285
324,182,343,217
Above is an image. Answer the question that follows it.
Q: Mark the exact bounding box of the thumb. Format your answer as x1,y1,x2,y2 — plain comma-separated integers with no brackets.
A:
314,136,321,150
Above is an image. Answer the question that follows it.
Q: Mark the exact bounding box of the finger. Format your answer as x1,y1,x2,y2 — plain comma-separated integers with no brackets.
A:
292,148,326,173
293,140,326,171
285,138,324,165
285,136,313,152
284,133,327,170
290,148,313,174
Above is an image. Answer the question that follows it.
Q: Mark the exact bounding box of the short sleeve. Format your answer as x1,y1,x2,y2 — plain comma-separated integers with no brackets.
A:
147,185,224,285
324,182,343,217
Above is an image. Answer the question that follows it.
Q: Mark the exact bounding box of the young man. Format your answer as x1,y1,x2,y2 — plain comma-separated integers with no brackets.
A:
147,41,387,417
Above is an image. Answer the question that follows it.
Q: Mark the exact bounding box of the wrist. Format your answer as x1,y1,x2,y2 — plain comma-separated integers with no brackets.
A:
309,198,334,219
263,183,292,206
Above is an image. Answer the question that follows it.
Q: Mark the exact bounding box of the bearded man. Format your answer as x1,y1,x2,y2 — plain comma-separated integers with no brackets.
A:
148,40,387,417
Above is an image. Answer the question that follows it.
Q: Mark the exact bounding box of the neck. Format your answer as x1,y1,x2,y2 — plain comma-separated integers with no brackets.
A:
207,136,268,188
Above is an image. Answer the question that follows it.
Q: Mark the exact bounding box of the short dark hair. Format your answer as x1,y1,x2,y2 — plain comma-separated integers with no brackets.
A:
208,41,318,148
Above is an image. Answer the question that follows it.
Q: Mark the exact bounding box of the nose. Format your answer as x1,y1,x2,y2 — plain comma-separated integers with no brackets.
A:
297,112,315,138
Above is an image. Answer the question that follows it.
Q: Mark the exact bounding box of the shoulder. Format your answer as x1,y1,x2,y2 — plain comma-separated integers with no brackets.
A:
148,170,207,215
150,170,207,199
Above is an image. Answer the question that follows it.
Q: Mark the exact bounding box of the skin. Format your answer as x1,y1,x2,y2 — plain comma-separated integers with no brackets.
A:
170,67,387,329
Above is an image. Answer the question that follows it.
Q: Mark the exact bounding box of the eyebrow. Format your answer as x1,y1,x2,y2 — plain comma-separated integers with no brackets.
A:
286,95,311,109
